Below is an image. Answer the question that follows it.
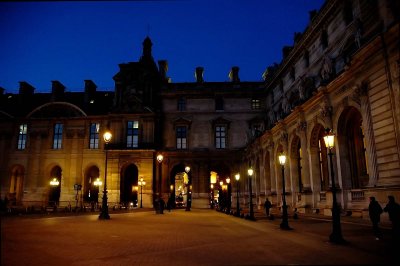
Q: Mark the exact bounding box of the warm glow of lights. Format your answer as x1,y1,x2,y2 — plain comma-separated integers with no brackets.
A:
94,178,102,187
138,177,146,186
210,171,217,184
235,173,240,181
185,166,190,173
170,184,174,191
226,177,230,184
278,153,287,166
157,154,163,163
103,131,112,143
247,168,253,176
50,178,60,186
324,130,335,149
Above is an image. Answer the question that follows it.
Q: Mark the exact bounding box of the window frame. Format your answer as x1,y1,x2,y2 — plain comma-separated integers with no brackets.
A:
17,124,28,150
89,123,100,149
53,123,63,149
127,120,139,148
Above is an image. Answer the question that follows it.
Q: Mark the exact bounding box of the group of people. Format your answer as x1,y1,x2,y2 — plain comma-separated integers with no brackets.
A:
369,195,400,240
263,195,400,240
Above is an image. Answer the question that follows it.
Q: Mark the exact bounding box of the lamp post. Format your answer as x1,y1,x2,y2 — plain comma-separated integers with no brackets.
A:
235,174,240,217
278,153,291,230
99,131,112,220
156,154,163,199
185,166,191,211
210,184,214,209
226,177,231,214
323,129,345,244
138,177,146,208
248,168,255,220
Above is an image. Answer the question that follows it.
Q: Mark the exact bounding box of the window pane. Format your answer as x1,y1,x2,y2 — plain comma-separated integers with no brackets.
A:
53,123,63,149
89,123,99,149
17,124,27,150
127,121,139,148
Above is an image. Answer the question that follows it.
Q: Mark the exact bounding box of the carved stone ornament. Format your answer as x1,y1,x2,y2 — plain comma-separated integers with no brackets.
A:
320,98,333,118
279,132,288,143
296,121,307,133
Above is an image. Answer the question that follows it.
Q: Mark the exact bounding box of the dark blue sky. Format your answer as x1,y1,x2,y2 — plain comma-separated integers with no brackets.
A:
1,0,324,93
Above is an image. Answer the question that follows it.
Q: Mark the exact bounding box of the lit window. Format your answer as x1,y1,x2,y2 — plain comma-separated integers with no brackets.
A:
251,99,261,110
127,121,139,148
53,123,63,149
17,124,27,150
215,126,226,149
176,126,187,149
89,123,100,149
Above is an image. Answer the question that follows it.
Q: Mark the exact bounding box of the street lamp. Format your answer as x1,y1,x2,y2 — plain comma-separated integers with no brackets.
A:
185,166,191,211
323,129,346,244
99,130,112,220
156,154,163,199
138,177,146,208
248,168,255,220
226,177,231,214
210,184,214,209
235,173,240,217
278,153,291,230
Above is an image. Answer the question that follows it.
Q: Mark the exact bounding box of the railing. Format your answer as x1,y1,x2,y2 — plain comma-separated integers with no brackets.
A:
350,190,365,201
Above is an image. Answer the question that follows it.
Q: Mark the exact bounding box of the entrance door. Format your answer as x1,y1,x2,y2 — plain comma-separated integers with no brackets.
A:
120,164,138,207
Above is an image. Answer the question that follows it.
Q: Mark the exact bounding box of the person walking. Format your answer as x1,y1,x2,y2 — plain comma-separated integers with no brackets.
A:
264,198,272,217
384,195,400,239
368,196,383,240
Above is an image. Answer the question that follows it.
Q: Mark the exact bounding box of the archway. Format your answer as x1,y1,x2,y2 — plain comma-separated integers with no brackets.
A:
9,165,25,205
337,107,368,189
84,166,100,205
309,124,329,193
49,166,62,206
120,164,139,207
169,164,190,208
290,135,303,192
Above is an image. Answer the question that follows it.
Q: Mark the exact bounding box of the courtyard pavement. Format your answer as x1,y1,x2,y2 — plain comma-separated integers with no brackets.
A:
1,208,399,265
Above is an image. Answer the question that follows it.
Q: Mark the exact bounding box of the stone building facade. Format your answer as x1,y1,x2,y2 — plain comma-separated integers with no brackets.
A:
0,0,399,218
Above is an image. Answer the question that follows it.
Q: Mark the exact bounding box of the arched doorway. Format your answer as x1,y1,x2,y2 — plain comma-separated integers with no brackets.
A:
309,124,330,193
120,164,138,207
290,135,303,192
170,164,190,208
49,166,62,206
84,166,100,205
338,107,368,189
9,165,24,205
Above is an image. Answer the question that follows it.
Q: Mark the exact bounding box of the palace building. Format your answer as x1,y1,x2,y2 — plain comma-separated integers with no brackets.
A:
1,0,399,219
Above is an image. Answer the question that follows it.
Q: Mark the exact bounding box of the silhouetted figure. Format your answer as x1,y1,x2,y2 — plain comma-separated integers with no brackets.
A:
368,196,383,240
159,198,165,214
264,199,272,217
384,196,400,239
293,207,299,219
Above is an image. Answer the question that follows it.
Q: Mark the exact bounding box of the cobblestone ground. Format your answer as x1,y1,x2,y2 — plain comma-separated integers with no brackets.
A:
1,209,398,265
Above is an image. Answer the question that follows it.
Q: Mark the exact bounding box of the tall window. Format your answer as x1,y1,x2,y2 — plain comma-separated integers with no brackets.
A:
318,139,329,191
215,97,224,111
176,126,187,149
53,123,63,149
215,126,226,149
251,99,261,110
177,97,186,111
127,121,139,148
89,123,100,149
297,144,303,192
17,124,27,150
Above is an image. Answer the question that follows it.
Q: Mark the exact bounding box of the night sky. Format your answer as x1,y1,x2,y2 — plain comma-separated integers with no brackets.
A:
1,0,324,93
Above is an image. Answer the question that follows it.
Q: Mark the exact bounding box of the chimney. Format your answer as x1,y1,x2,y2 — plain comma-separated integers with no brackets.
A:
229,66,240,82
158,60,169,82
18,81,35,95
51,80,65,100
195,67,204,83
84,80,97,103
282,46,293,59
